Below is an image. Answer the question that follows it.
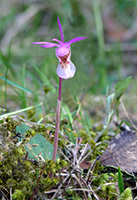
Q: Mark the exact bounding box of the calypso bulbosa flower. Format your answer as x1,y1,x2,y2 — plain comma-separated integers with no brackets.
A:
32,16,86,79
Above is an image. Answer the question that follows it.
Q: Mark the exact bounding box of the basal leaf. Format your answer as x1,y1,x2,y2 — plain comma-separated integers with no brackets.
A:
16,123,31,134
24,133,59,161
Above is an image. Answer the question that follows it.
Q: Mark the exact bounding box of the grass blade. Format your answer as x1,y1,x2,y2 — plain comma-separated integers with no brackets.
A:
0,103,42,119
118,166,124,194
0,76,32,94
21,64,27,108
4,37,12,110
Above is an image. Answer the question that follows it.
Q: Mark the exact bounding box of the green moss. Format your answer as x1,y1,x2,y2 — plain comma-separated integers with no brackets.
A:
118,188,133,200
12,189,25,200
0,118,63,199
0,116,133,199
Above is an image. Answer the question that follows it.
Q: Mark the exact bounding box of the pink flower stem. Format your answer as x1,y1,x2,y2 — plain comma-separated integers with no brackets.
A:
52,77,62,161
58,77,62,101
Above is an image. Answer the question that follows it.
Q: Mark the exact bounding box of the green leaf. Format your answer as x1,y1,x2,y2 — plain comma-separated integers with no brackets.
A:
24,134,59,161
118,166,124,194
15,123,31,142
16,123,31,134
115,76,132,101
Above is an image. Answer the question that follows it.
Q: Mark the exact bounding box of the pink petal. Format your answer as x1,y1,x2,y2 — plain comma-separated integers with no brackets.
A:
67,37,87,45
32,42,59,48
57,16,65,42
52,38,62,44
32,42,47,45
56,61,76,79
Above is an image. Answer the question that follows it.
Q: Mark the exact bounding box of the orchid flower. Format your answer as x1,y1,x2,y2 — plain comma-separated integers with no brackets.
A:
32,17,86,162
32,16,86,79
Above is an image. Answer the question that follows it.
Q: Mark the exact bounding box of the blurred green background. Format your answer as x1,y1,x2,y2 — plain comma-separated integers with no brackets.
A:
1,0,137,122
